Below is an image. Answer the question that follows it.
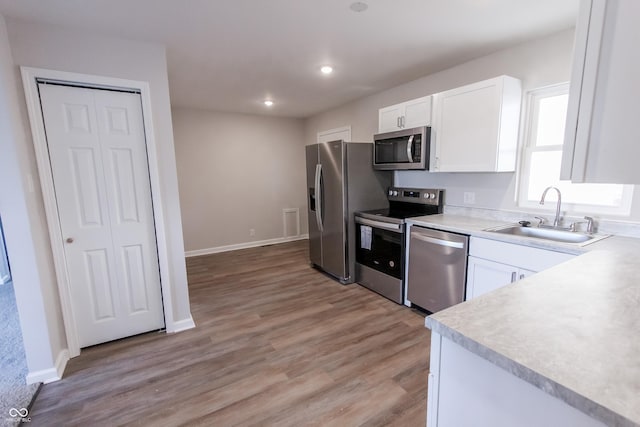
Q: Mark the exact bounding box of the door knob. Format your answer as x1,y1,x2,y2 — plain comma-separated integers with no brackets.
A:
66,237,74,243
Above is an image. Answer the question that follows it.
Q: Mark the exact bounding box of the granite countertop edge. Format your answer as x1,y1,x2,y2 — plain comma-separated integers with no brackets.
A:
414,213,640,427
425,316,637,427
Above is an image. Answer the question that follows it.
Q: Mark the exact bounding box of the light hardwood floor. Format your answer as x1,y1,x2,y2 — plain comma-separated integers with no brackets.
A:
29,240,431,426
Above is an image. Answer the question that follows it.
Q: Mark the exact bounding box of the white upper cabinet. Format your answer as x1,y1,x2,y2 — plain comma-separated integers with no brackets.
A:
431,75,522,172
378,95,432,133
561,0,640,184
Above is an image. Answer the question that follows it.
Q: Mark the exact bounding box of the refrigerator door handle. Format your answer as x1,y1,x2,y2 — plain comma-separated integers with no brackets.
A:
406,135,414,162
315,163,324,232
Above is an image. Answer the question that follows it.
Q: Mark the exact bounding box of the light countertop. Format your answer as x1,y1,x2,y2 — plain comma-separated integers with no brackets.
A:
413,214,640,427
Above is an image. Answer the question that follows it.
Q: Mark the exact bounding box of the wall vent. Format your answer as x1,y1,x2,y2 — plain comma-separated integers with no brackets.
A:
282,208,300,238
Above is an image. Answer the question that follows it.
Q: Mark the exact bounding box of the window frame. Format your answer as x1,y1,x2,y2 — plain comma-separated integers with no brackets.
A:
517,83,633,216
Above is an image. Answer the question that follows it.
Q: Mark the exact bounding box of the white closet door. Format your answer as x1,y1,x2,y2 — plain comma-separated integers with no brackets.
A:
39,84,164,348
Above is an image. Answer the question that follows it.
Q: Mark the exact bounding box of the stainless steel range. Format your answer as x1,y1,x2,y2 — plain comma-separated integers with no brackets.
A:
354,187,444,304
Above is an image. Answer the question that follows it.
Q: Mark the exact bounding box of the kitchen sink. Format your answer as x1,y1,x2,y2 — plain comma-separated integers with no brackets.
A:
485,225,609,245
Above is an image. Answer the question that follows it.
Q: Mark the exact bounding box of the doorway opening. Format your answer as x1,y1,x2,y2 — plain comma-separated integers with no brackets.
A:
0,215,40,419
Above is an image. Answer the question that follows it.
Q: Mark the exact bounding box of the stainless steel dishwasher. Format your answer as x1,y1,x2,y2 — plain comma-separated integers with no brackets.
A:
407,226,469,313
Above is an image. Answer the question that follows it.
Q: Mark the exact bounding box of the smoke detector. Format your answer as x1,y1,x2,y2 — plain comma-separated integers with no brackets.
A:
349,2,368,12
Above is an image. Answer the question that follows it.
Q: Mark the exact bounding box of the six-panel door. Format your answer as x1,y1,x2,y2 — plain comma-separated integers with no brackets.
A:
39,84,164,348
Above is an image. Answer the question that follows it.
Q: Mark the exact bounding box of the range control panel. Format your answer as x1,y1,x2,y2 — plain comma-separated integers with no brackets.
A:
387,187,444,205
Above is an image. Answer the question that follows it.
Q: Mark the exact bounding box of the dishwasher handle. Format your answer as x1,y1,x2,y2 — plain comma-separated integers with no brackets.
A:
410,231,465,249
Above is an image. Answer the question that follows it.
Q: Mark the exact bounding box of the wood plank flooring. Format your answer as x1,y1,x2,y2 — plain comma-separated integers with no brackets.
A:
29,240,431,426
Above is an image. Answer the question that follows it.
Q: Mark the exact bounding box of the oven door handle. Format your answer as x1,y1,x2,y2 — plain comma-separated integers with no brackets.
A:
355,217,402,233
406,135,414,163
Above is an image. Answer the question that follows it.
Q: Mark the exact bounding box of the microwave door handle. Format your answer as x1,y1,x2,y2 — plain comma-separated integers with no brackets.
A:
406,135,414,162
315,164,324,232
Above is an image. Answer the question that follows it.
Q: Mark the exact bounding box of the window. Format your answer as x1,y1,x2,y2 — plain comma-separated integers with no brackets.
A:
518,83,633,216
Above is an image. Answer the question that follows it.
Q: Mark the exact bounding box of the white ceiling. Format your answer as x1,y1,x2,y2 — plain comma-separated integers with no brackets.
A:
0,0,579,118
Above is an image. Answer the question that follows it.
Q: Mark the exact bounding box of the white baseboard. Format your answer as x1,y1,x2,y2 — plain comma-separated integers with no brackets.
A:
185,234,309,257
26,349,69,384
168,316,196,333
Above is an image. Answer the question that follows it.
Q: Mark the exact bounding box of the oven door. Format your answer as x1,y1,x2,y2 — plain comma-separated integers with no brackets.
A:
355,217,404,280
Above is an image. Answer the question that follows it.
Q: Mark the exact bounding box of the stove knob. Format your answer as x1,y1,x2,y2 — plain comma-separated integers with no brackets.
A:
389,260,395,268
393,191,399,196
388,189,394,196
423,193,429,198
430,193,436,199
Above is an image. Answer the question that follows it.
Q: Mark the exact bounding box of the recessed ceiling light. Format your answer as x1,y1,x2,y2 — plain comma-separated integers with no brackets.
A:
349,2,368,12
320,66,333,75
264,100,274,107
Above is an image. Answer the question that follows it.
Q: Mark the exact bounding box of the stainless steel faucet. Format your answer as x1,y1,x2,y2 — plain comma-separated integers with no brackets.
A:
539,186,562,227
584,216,595,234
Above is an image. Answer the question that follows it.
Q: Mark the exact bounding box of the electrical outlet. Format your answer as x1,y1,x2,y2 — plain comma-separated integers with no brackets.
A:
249,228,255,236
463,192,476,205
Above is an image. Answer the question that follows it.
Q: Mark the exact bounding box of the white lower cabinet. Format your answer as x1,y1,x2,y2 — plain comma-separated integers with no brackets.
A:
465,237,575,301
466,257,535,300
427,333,605,427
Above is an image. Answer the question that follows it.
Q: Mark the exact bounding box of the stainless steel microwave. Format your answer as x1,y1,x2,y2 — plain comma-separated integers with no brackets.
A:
373,126,430,170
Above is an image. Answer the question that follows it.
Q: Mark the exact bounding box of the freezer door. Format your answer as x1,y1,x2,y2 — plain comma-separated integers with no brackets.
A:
305,144,322,267
319,140,348,280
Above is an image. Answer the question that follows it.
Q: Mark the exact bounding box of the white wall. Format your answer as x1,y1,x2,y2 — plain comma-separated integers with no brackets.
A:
0,13,65,381
303,29,640,222
3,17,193,365
172,108,307,252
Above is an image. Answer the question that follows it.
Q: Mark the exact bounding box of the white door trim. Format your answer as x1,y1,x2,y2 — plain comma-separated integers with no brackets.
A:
0,217,11,285
21,67,175,357
317,125,352,144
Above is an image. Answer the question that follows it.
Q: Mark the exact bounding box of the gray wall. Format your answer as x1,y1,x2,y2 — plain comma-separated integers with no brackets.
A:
0,12,65,381
2,17,194,374
172,108,307,252
304,29,640,222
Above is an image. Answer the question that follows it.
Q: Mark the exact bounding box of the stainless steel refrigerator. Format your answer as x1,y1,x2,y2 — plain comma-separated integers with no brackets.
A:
306,140,390,284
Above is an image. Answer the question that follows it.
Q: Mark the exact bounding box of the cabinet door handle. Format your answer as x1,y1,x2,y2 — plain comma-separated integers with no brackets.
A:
511,271,516,283
401,116,405,128
519,274,525,280
397,117,401,128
